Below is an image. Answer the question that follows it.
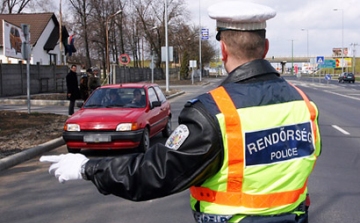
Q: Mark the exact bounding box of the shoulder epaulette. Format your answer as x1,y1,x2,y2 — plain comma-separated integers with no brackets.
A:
185,98,199,107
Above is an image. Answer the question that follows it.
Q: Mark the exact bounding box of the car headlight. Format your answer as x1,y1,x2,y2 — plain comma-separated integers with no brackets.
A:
65,124,80,131
116,123,139,131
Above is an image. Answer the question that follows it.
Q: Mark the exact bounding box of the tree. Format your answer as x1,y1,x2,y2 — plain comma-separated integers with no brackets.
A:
27,0,56,13
131,0,189,68
68,0,93,68
180,50,190,79
1,0,31,13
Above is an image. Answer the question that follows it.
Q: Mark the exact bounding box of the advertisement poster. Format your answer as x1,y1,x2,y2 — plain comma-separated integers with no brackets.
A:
332,47,349,57
2,20,25,59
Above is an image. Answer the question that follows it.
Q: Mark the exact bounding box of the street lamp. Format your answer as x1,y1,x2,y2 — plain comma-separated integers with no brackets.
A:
164,0,169,92
289,39,294,75
350,43,358,74
106,9,122,82
301,28,309,58
333,8,344,73
198,0,202,82
150,26,158,83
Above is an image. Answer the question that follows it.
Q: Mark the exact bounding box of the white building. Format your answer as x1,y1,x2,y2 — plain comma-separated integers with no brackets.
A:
0,13,69,65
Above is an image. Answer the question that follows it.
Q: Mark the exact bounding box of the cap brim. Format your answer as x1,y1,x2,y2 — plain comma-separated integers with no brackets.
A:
216,31,221,41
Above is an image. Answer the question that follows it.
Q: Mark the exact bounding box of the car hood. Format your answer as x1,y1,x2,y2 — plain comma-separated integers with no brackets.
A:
67,108,145,130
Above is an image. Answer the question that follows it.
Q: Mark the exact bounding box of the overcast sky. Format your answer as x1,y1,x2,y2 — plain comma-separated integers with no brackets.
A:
185,0,360,58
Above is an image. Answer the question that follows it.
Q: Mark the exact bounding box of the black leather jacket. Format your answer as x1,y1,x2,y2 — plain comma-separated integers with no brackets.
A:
84,59,281,201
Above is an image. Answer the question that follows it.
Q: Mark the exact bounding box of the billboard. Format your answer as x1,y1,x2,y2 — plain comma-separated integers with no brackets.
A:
2,20,26,59
335,58,352,68
332,47,349,57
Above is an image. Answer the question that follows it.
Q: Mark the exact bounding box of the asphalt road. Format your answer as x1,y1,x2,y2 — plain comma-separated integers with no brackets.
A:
2,75,360,222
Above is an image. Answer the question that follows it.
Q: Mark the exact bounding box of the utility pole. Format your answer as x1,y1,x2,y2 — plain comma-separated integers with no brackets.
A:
350,43,358,74
334,9,344,73
291,39,294,75
198,0,202,82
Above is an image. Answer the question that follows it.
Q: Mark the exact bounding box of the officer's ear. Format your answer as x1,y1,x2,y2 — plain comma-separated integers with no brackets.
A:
220,41,228,61
262,39,269,58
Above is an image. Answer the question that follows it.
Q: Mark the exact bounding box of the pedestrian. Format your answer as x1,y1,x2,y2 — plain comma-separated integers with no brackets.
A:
66,64,80,115
40,2,321,223
88,66,101,94
79,72,89,101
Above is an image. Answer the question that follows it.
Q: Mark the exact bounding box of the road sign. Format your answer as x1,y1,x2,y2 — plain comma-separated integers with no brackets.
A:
320,59,336,68
119,54,130,65
316,56,324,64
325,74,332,80
201,28,209,40
189,60,197,68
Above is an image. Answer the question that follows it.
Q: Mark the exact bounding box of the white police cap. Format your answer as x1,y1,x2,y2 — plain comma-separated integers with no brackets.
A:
208,1,276,34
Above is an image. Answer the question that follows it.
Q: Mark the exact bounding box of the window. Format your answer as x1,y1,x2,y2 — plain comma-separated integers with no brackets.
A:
49,54,57,65
154,86,166,103
148,87,159,105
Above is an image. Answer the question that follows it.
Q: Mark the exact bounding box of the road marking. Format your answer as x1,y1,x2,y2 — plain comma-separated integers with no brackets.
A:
332,125,350,135
323,90,360,101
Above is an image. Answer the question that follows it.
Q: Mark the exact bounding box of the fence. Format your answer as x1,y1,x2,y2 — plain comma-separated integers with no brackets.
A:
0,63,68,97
0,63,209,97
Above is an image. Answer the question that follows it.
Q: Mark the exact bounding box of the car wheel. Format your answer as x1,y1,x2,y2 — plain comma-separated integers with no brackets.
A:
162,117,172,138
67,146,81,153
138,128,150,153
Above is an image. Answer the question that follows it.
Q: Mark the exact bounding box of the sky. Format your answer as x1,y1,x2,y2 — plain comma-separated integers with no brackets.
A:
185,0,360,58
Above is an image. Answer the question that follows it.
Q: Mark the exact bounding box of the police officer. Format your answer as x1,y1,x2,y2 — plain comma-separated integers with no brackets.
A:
40,2,321,222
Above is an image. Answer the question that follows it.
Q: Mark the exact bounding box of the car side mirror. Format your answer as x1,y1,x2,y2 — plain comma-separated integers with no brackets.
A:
151,101,161,108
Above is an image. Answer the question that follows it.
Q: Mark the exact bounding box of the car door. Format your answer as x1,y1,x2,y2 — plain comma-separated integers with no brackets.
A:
147,87,164,136
154,86,170,129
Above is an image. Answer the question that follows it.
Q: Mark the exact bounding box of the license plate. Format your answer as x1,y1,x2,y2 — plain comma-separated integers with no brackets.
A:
84,134,111,143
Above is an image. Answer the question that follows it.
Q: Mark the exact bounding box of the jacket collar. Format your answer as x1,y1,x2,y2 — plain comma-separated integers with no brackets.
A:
220,59,279,85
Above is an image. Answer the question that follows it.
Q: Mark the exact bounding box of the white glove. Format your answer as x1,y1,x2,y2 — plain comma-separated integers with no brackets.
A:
39,154,89,183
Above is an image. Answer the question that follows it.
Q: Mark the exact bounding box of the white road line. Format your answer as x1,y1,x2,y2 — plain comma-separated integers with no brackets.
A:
323,90,360,101
332,125,350,135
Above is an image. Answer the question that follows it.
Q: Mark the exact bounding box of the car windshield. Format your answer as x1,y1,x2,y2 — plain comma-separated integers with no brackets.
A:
83,87,146,108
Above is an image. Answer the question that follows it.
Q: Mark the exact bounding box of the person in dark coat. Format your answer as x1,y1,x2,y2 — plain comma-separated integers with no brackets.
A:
88,67,101,94
79,72,89,101
66,64,80,115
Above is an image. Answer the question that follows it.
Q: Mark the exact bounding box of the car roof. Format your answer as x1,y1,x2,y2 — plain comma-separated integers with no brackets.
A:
98,83,160,89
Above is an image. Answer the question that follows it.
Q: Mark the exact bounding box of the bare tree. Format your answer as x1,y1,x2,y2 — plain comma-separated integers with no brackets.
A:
130,0,189,69
69,0,93,68
2,0,31,13
63,0,214,75
27,0,56,13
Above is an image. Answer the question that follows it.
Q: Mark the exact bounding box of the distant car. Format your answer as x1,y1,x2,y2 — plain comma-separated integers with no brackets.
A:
10,27,22,54
338,72,355,83
63,83,172,153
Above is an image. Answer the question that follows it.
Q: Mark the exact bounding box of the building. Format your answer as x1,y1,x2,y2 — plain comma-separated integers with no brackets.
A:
0,13,69,65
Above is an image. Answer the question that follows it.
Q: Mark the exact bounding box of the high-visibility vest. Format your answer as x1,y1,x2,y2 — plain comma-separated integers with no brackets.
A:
190,82,321,218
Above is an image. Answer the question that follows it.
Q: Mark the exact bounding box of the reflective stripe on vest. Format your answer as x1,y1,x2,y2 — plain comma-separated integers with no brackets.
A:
289,83,318,147
190,86,317,209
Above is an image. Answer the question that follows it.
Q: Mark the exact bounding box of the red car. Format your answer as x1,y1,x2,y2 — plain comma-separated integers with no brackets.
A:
63,83,172,153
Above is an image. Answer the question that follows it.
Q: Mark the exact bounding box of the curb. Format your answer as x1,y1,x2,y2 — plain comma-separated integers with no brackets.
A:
166,91,185,99
0,98,72,106
0,137,65,172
